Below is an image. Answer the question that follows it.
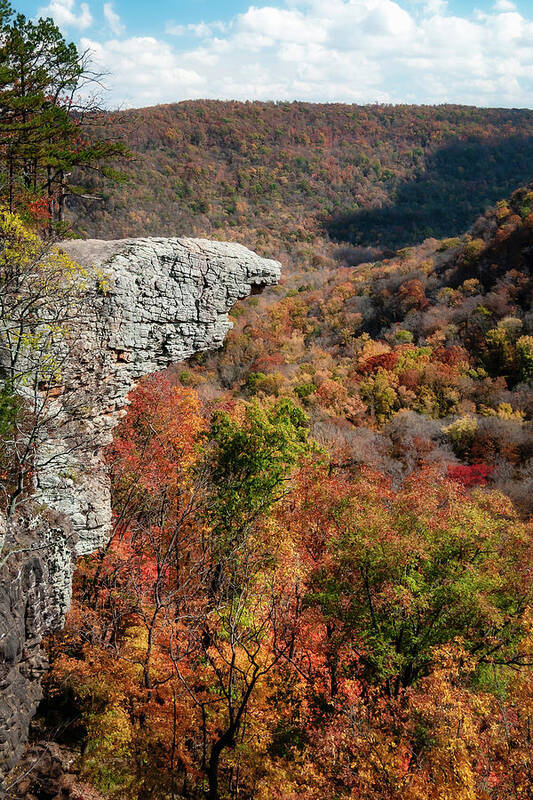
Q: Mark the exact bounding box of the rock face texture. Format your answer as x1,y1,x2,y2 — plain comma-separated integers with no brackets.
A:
0,237,280,787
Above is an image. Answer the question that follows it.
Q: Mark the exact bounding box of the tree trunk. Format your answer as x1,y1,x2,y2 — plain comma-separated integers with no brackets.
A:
8,157,14,212
58,170,65,222
207,736,227,800
205,676,258,799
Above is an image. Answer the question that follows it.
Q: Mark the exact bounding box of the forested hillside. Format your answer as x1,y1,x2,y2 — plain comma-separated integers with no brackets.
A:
70,101,533,255
2,3,533,800
186,182,533,511
21,183,531,800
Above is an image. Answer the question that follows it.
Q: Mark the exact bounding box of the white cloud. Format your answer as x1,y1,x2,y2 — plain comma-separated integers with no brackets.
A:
419,0,448,14
493,0,516,10
238,6,326,43
39,0,92,29
103,3,124,36
165,21,227,37
80,36,206,106
79,0,533,108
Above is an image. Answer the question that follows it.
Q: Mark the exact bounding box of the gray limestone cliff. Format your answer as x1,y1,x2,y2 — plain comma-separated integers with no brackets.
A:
0,237,281,785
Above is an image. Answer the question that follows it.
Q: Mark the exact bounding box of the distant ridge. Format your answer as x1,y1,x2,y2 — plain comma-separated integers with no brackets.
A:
68,100,533,260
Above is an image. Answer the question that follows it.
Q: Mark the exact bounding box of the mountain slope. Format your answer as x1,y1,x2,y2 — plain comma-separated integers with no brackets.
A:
70,101,533,258
172,182,533,510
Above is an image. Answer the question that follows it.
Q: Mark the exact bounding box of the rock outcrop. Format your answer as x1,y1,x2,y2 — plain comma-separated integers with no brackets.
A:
0,237,281,787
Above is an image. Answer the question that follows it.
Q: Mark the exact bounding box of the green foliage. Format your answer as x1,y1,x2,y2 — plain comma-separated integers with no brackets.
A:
205,398,310,543
244,371,268,395
0,209,93,512
394,329,413,343
177,368,195,386
518,191,533,218
444,415,479,459
516,335,533,382
0,2,129,224
462,238,485,265
308,472,530,693
395,346,431,372
244,371,284,396
0,209,89,383
484,319,528,384
437,237,462,251
84,707,134,794
0,382,16,439
359,368,398,423
294,381,316,401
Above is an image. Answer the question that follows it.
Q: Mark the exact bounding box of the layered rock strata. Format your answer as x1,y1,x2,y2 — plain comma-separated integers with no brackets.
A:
0,237,280,787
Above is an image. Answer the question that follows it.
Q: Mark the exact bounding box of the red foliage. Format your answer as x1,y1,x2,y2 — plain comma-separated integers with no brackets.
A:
28,196,51,221
398,278,429,312
359,351,399,374
398,368,421,390
251,353,286,371
447,462,494,487
432,345,469,367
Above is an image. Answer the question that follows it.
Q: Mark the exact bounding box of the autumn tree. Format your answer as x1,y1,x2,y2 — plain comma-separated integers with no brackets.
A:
263,465,533,800
49,387,312,799
0,209,94,515
170,398,310,800
297,467,531,695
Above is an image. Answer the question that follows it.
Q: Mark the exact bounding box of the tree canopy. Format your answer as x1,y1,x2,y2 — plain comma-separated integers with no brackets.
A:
0,0,129,227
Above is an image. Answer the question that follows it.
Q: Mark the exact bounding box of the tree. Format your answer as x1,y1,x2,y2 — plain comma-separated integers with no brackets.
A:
172,398,310,800
0,0,129,226
516,335,533,382
0,209,94,515
267,465,533,800
359,368,398,424
300,467,531,696
204,398,309,549
50,389,312,799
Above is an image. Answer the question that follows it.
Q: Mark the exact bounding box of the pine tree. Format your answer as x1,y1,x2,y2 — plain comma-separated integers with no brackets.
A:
0,0,129,226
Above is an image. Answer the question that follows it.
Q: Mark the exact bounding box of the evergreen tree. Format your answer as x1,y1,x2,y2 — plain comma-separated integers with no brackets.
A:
0,0,128,225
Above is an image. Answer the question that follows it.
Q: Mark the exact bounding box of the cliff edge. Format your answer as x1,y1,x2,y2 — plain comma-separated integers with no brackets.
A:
0,237,281,785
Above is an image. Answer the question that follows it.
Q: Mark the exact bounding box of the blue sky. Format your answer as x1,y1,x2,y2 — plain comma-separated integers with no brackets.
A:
14,0,533,108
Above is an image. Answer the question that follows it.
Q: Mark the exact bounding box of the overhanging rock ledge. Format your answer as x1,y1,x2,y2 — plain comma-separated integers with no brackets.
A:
0,237,281,784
